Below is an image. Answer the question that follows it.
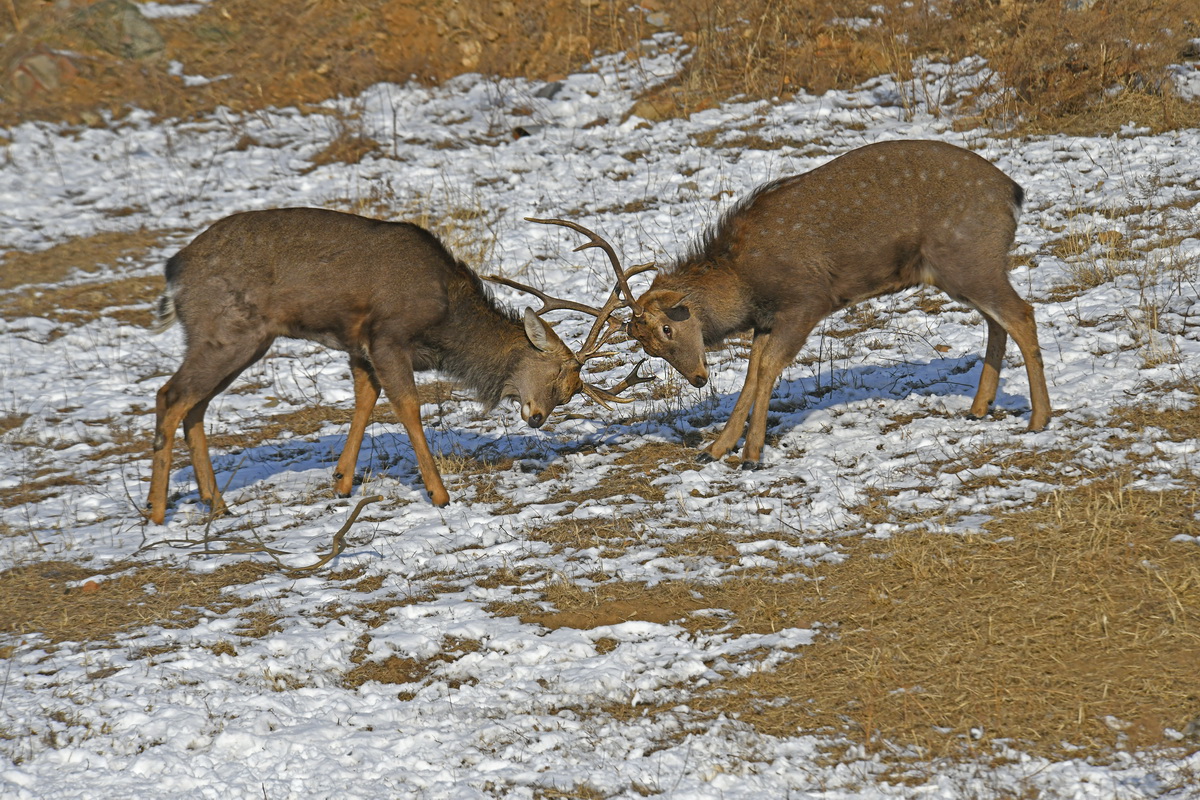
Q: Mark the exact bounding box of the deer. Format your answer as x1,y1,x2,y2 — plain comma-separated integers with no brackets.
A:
539,140,1051,469
146,207,648,524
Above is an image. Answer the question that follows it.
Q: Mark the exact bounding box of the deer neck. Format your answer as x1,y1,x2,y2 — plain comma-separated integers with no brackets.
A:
429,267,526,409
657,259,756,345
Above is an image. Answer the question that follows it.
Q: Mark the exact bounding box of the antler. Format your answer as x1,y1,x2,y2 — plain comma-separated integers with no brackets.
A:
484,273,606,318
581,359,655,409
485,217,658,408
525,217,646,317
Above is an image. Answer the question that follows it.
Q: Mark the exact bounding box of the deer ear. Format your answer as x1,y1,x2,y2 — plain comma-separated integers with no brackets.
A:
665,304,691,322
646,289,690,321
523,307,567,353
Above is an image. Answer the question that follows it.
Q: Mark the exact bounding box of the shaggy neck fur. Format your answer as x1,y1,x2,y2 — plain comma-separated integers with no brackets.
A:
428,262,527,410
654,199,766,344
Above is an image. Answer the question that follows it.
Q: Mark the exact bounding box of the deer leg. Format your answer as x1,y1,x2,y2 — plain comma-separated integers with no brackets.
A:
942,274,1051,432
968,315,1008,419
991,294,1051,431
741,316,820,468
148,341,271,524
701,331,769,463
368,345,450,507
333,355,382,497
182,399,224,515
148,380,194,524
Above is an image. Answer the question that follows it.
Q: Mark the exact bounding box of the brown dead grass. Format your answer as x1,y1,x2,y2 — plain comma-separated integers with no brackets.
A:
0,559,275,646
343,634,482,693
4,0,1195,135
0,228,169,292
1112,385,1200,443
0,0,644,127
1,274,163,326
701,474,1200,763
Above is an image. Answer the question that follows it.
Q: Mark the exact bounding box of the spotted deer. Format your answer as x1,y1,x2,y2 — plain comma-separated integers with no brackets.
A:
542,140,1051,468
147,207,645,523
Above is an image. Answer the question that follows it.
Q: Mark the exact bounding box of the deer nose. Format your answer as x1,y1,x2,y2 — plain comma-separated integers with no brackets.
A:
527,412,546,428
691,374,708,388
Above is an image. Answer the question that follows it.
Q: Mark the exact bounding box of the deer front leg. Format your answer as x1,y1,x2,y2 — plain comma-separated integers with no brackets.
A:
333,356,382,497
700,331,769,463
369,345,450,507
740,315,820,468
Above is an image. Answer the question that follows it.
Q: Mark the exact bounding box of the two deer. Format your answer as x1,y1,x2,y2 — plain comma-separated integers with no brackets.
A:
148,140,1050,522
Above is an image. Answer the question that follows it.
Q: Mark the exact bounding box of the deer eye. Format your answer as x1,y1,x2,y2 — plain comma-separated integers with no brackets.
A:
662,325,672,339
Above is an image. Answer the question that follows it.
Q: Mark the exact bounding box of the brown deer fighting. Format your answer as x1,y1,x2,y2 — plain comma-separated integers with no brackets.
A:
542,140,1051,468
146,207,643,524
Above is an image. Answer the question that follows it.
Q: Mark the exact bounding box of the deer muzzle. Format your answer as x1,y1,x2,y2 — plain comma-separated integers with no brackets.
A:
523,403,547,428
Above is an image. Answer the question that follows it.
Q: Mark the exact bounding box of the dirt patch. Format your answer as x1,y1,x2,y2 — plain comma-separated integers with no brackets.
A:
0,559,275,646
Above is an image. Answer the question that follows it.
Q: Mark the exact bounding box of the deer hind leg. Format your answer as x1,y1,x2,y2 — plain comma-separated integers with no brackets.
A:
333,354,382,497
968,315,1008,419
182,399,223,514
148,340,271,524
986,288,1051,431
936,268,1051,432
701,331,769,463
366,344,450,507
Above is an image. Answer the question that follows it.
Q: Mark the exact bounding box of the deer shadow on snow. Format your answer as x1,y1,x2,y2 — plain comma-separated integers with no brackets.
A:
666,349,1039,451
159,350,1036,520
159,416,563,519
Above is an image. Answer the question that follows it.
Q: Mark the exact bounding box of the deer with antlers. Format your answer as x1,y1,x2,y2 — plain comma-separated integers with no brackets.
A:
537,140,1052,469
146,207,646,524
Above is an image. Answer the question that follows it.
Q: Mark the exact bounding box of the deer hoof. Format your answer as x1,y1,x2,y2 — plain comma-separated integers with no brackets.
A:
695,451,717,464
740,460,764,471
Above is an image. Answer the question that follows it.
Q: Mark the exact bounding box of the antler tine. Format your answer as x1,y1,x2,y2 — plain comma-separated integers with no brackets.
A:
574,260,658,359
526,217,645,316
581,359,654,409
484,273,605,318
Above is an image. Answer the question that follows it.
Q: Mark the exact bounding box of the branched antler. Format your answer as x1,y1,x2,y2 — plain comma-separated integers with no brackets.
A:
525,217,646,316
483,273,605,318
581,359,655,409
484,217,659,408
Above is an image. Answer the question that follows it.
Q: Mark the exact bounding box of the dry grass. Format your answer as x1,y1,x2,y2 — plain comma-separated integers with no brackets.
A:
0,229,169,292
0,274,163,327
699,474,1200,764
0,559,274,645
3,0,1195,134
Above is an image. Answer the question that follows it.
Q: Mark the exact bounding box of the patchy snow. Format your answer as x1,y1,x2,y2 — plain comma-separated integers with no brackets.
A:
2,38,1200,800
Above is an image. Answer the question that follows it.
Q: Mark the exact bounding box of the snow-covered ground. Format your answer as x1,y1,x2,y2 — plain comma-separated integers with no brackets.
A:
2,36,1199,799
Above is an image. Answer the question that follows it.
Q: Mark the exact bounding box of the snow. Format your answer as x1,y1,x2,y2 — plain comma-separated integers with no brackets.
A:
3,34,1200,800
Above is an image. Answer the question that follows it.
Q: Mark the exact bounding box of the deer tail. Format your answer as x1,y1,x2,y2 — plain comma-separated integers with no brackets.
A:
151,255,182,334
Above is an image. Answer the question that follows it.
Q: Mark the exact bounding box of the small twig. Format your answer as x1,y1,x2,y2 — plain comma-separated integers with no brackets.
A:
135,494,383,569
290,494,383,573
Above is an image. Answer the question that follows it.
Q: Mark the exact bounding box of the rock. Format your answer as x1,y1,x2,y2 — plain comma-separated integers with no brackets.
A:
72,0,164,60
8,46,77,100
